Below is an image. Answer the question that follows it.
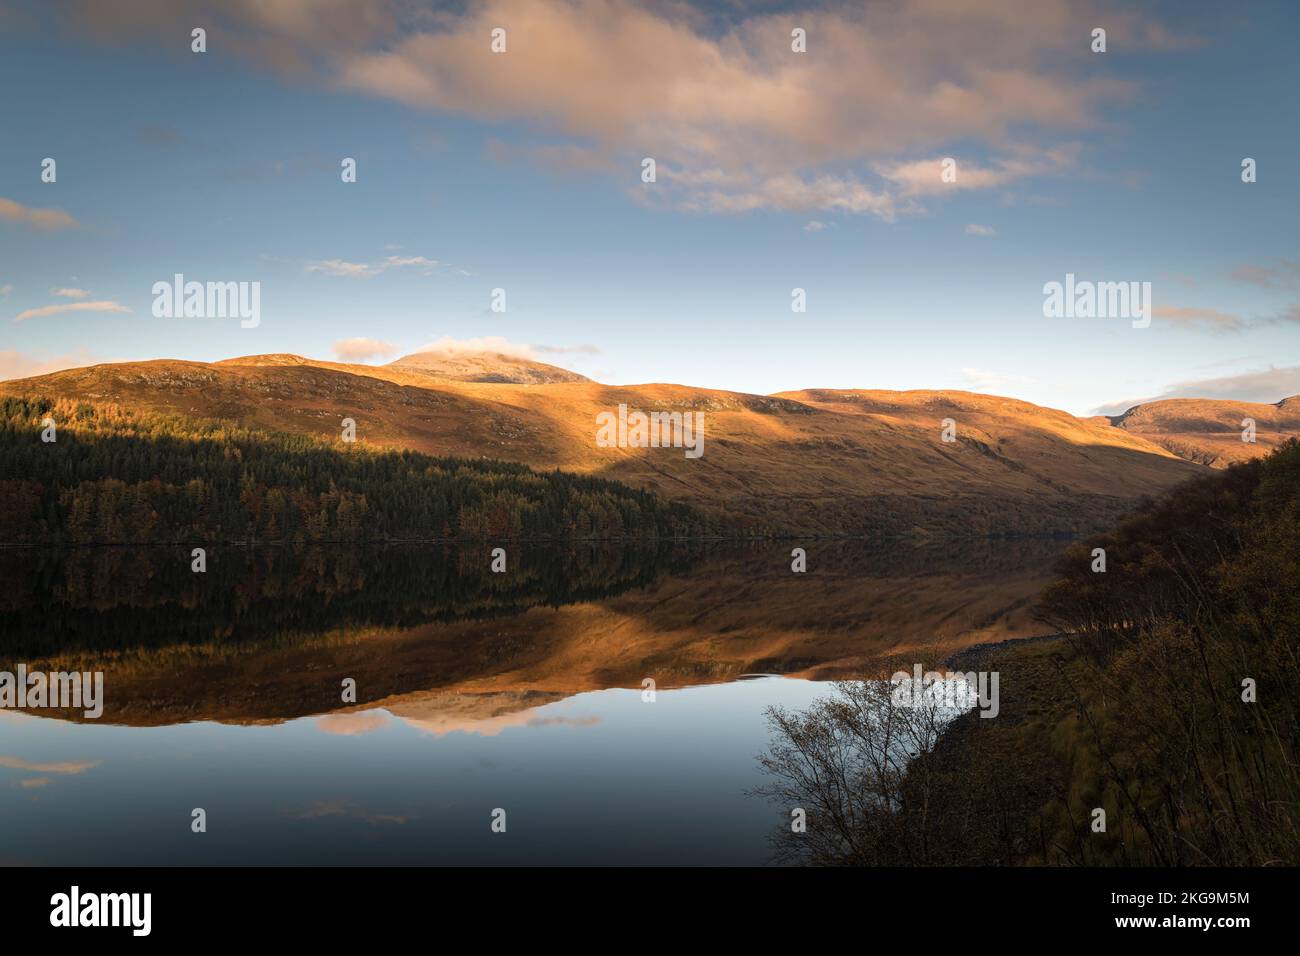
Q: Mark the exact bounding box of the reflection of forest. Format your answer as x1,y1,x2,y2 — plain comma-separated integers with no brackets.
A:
0,543,703,660
1,538,1066,727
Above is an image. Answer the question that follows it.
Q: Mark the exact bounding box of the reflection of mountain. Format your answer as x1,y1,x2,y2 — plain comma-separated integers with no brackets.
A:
6,539,1065,728
2,354,1247,535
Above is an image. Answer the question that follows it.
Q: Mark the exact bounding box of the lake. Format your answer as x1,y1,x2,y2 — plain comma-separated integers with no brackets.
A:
0,539,1065,865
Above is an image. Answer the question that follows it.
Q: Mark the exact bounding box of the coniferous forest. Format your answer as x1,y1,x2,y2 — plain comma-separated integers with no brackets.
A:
0,397,714,544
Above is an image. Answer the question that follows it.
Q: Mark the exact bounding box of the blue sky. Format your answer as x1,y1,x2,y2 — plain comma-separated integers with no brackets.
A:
1,0,1297,415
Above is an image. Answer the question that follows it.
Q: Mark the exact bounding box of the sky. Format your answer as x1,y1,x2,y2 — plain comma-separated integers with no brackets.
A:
1,0,1297,415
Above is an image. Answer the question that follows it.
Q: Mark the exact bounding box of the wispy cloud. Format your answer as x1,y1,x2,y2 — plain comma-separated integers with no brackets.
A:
137,123,208,151
14,300,131,323
965,223,996,237
0,196,79,231
304,254,465,278
1228,258,1300,290
1149,296,1300,333
1152,304,1244,331
0,284,12,297
51,287,91,298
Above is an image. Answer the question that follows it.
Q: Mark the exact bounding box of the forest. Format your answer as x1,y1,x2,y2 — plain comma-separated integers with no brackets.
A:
0,396,715,545
759,438,1300,866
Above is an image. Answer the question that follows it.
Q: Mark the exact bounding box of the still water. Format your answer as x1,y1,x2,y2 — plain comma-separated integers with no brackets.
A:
0,540,1064,865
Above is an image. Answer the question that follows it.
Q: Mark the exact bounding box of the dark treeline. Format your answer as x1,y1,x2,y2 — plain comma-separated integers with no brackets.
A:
0,397,715,545
759,439,1300,866
0,541,707,663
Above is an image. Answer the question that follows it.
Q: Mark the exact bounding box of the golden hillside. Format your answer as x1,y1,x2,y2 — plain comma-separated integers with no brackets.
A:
0,354,1229,534
1109,395,1300,466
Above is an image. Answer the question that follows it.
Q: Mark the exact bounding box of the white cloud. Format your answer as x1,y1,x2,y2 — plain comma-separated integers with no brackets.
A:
332,337,397,362
14,300,131,323
803,220,831,233
878,146,1080,198
414,336,536,359
965,224,996,237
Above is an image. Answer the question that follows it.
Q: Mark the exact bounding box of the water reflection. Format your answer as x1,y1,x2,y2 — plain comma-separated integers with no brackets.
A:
1,539,1063,729
0,539,1066,864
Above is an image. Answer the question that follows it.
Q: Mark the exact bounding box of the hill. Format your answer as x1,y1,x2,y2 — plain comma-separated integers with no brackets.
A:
1109,395,1300,466
0,354,1258,535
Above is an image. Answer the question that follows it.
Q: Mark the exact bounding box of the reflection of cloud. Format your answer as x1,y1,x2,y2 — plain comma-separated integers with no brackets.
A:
288,799,409,826
314,711,390,736
0,755,101,774
402,712,601,738
387,692,602,738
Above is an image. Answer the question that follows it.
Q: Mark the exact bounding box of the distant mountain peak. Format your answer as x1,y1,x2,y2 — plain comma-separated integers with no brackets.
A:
386,348,590,384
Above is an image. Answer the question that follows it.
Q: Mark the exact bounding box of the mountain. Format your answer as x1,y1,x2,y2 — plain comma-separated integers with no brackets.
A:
6,353,1289,535
1109,395,1300,466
